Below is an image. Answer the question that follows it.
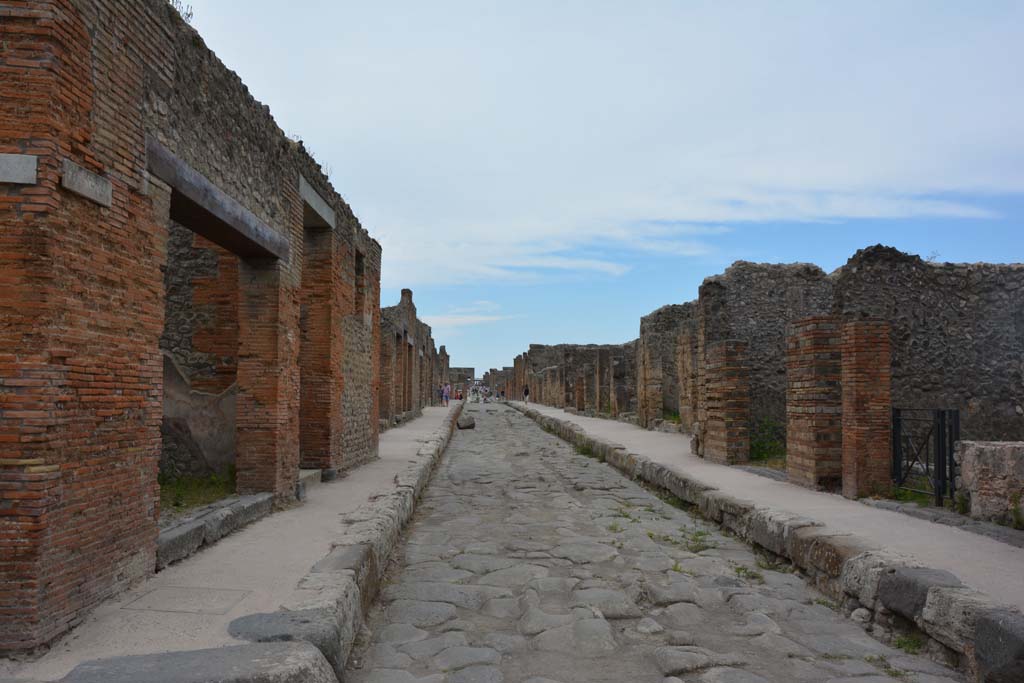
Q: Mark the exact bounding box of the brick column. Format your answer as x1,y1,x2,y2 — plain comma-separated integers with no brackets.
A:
298,227,342,470
841,320,892,499
677,330,698,430
786,317,843,490
583,363,597,412
236,260,298,500
703,340,750,464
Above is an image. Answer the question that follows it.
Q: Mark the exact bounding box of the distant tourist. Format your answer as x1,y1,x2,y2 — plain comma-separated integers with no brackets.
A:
523,385,530,404
443,383,451,407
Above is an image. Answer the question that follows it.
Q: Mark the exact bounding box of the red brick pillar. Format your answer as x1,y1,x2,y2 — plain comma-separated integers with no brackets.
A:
703,340,750,464
786,317,843,490
298,227,342,471
841,320,892,499
236,260,298,500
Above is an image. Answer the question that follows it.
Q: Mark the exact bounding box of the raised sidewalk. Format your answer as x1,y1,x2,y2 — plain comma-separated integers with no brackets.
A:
513,402,1024,679
2,404,462,683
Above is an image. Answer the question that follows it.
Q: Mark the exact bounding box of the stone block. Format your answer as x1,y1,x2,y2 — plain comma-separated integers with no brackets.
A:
0,153,37,184
876,567,962,621
60,642,338,682
974,608,1024,683
957,441,1024,525
921,586,994,653
839,551,909,608
229,609,343,677
788,528,878,578
61,159,112,207
744,509,819,557
457,415,476,430
156,520,206,570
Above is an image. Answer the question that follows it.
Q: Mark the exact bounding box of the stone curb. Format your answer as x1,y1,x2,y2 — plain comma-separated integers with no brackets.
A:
228,401,466,681
510,402,1024,682
58,642,336,683
156,493,274,570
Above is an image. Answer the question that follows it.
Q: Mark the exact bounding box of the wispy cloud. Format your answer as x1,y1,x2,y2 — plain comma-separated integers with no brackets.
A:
191,0,1022,288
422,314,511,328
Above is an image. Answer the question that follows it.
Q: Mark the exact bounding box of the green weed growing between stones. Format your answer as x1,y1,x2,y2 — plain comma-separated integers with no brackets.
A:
893,634,923,655
159,466,235,513
750,418,786,462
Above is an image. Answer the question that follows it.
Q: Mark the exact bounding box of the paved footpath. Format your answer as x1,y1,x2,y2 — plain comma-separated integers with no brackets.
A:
522,403,1024,615
2,407,454,682
347,404,961,683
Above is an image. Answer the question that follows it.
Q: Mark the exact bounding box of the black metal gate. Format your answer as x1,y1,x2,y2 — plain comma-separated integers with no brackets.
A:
891,408,960,506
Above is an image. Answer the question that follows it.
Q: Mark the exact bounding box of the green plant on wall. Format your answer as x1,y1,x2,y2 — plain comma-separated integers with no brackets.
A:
1011,492,1024,530
750,418,786,461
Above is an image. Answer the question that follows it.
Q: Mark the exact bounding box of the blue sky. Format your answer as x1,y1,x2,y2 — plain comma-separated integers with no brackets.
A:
186,1,1023,374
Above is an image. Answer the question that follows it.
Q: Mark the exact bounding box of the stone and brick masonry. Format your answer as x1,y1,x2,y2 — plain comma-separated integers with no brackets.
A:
378,289,446,430
503,245,1022,499
0,0,465,656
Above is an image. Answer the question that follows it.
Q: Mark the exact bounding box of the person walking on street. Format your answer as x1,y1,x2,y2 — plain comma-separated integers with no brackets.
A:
443,383,451,407
523,385,530,404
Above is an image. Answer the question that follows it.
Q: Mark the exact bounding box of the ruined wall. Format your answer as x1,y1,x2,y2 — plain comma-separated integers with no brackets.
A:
696,262,832,458
0,0,381,652
341,228,381,469
637,303,695,428
379,289,441,428
832,246,1024,441
956,441,1024,525
449,367,474,395
676,328,698,429
610,340,638,417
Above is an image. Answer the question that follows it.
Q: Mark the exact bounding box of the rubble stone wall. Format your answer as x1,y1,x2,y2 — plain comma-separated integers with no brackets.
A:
832,245,1024,441
698,262,833,454
956,441,1024,525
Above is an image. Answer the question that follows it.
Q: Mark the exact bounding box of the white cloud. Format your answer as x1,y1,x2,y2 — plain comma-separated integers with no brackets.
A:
190,0,1023,286
421,314,510,328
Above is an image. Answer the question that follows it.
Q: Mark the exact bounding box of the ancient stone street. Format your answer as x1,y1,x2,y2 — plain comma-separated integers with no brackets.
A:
346,404,961,683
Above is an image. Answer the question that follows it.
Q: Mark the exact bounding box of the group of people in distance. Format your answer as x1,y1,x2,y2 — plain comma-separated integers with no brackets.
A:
438,381,531,405
437,383,461,406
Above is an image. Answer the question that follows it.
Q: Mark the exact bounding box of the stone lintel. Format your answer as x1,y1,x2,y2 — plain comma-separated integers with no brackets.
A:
146,137,289,261
299,174,336,229
0,153,38,185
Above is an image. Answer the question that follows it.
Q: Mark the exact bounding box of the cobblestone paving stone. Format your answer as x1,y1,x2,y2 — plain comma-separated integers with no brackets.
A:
346,404,964,683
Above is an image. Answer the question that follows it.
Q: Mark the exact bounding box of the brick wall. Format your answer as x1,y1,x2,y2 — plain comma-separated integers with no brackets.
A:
676,330,698,429
378,288,439,429
161,226,239,393
786,317,843,490
701,341,751,465
0,0,382,653
637,303,695,427
841,320,892,499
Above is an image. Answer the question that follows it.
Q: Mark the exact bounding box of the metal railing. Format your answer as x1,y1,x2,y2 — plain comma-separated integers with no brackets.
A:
892,408,960,506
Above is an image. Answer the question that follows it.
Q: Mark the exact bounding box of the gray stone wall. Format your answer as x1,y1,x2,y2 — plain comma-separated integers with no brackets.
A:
832,246,1024,440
